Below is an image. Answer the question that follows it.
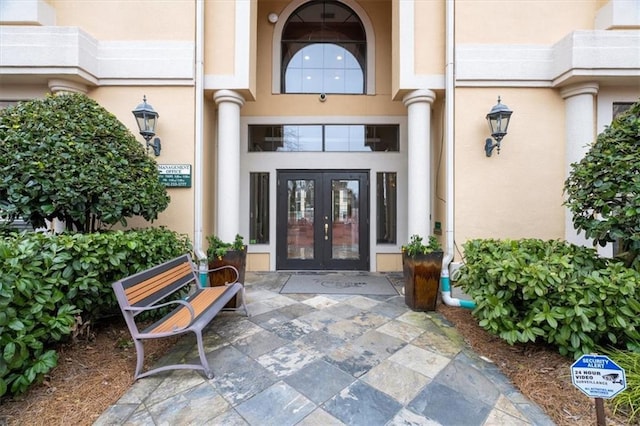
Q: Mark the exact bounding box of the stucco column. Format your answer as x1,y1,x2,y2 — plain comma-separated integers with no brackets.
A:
403,89,436,239
213,90,245,242
560,82,599,247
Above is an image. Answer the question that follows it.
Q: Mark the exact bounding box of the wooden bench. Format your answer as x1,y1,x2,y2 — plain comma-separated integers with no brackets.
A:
111,254,248,380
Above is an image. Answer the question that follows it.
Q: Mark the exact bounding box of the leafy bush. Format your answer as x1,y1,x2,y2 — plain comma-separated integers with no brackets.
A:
0,93,169,232
457,239,640,358
564,100,640,269
0,228,191,396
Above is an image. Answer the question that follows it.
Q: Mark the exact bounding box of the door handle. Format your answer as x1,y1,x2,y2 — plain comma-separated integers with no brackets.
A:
324,223,329,240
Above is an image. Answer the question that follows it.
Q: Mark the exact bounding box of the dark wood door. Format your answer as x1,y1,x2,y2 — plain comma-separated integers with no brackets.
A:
276,170,369,270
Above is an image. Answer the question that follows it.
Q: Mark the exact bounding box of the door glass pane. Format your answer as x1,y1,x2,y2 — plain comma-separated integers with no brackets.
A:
287,179,315,259
331,179,359,259
249,172,269,244
376,172,397,244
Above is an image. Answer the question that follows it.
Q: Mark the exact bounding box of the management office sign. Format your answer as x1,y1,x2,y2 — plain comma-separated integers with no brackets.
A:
158,164,192,188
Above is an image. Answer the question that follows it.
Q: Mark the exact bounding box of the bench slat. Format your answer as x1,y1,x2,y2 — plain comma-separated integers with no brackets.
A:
147,286,229,334
125,262,193,306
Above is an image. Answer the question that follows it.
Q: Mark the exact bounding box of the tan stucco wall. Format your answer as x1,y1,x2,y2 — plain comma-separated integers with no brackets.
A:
90,86,197,240
244,0,403,116
377,253,402,272
454,88,566,244
50,0,194,40
205,0,236,76
414,0,445,76
456,0,599,44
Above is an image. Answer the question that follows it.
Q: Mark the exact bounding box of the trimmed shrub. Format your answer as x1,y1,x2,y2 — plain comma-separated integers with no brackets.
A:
0,228,191,396
457,239,640,358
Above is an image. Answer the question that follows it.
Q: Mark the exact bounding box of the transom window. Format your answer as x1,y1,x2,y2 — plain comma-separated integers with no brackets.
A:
281,1,366,94
249,125,399,152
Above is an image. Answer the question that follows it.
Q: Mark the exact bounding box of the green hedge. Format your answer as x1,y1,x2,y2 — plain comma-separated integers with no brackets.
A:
457,238,640,358
0,228,191,397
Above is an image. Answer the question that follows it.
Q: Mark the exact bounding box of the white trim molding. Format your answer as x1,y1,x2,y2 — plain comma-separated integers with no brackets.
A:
0,26,194,87
456,30,640,89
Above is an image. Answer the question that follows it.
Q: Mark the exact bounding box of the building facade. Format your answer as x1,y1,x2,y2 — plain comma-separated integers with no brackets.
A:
1,0,639,272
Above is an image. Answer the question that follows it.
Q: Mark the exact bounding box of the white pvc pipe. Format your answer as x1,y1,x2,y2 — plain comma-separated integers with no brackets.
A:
441,0,475,309
194,0,208,286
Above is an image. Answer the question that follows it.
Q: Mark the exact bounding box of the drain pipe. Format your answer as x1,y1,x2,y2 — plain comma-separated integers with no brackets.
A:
441,0,474,309
194,0,208,287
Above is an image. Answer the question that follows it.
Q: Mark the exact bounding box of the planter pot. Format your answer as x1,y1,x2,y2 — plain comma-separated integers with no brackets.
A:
208,246,247,309
402,251,444,311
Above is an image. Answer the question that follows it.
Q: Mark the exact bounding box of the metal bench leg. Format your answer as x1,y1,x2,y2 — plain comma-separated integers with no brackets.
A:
241,287,250,317
195,329,213,379
133,338,146,380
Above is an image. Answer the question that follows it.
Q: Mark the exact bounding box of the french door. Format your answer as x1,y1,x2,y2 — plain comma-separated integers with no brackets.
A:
276,170,369,270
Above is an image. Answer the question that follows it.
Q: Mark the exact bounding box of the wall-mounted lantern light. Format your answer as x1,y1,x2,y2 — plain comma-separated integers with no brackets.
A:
484,96,513,157
132,95,161,156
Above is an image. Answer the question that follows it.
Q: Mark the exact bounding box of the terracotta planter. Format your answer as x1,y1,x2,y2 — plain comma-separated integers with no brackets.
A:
208,246,247,308
402,251,444,311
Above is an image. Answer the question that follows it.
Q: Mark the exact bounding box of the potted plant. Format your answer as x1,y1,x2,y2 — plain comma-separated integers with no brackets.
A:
206,233,247,308
401,234,444,311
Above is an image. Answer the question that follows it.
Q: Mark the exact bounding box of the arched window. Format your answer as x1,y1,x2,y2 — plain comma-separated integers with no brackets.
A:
280,1,367,94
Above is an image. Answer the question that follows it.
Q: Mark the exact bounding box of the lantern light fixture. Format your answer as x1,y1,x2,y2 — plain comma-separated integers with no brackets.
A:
484,96,513,157
132,95,161,156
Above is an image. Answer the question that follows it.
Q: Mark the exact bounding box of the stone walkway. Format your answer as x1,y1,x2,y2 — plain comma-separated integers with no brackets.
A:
95,272,555,425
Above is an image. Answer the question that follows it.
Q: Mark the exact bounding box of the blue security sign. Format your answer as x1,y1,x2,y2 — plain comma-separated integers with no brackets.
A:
571,354,626,399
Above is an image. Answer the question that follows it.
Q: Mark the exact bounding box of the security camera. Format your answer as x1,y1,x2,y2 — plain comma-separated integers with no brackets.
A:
319,93,327,102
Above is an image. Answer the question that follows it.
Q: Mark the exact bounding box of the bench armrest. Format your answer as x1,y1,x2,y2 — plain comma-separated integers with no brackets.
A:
205,264,240,284
126,299,196,333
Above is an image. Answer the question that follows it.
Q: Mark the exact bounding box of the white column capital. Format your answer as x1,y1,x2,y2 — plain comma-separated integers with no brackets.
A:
213,89,245,107
48,79,88,94
560,82,599,100
402,89,436,108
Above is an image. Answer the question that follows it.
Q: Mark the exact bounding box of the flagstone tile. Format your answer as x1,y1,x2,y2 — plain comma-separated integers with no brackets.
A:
213,318,263,343
483,407,531,426
296,309,340,329
277,301,317,318
235,381,316,426
270,318,315,341
361,359,430,404
144,370,205,407
388,407,442,426
411,327,464,357
209,409,250,425
212,359,278,405
297,407,345,425
344,295,380,310
352,330,406,361
302,295,341,309
408,381,492,426
232,328,289,358
324,342,380,378
376,319,425,342
434,357,501,407
93,404,139,426
322,302,363,319
294,329,347,355
369,301,409,319
146,382,229,425
323,380,402,426
284,359,355,404
323,318,369,340
256,342,320,378
348,311,390,330
389,345,451,379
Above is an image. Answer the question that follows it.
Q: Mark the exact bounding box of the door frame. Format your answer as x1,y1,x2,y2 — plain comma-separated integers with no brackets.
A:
276,169,369,270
